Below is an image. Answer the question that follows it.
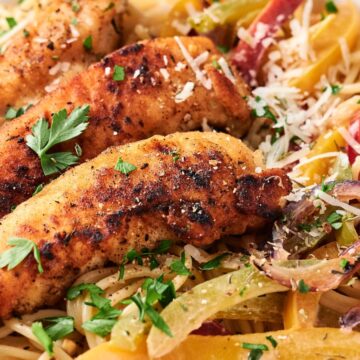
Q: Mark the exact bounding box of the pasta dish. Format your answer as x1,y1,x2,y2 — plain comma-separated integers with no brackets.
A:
0,0,359,359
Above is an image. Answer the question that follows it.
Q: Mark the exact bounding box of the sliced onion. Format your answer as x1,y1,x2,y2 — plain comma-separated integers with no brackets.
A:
340,306,360,329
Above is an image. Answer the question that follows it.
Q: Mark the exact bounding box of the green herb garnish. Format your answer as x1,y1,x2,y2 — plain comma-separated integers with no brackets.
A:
113,65,125,81
0,238,43,273
26,105,90,176
32,322,53,356
200,253,229,271
83,35,93,51
114,157,137,175
6,17,17,29
326,0,338,13
170,252,191,275
298,279,310,293
327,211,343,230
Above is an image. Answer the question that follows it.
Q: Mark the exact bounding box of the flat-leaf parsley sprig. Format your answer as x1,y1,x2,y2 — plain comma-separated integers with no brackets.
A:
26,105,90,176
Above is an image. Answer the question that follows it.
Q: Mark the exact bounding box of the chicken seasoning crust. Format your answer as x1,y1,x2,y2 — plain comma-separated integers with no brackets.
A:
0,132,290,319
1,0,360,359
0,0,124,116
0,36,250,218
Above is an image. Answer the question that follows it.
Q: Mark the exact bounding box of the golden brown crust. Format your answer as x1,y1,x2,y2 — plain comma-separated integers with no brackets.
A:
0,132,290,319
0,36,251,217
0,0,123,114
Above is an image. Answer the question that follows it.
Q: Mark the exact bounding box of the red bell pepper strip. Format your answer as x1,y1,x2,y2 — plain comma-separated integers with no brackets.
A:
231,0,304,83
347,111,360,164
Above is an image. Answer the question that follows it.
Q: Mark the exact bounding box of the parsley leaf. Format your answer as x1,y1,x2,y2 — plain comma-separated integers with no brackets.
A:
330,84,341,95
242,343,269,359
6,17,17,29
130,277,174,337
43,316,74,341
327,212,343,230
321,180,335,193
114,157,137,175
200,253,229,271
340,258,349,270
266,335,278,348
66,283,104,300
82,319,117,337
170,252,191,275
113,65,125,81
5,104,32,120
83,35,93,51
71,1,80,12
32,184,44,196
26,105,90,176
32,322,53,356
0,238,43,273
326,0,338,13
298,279,310,293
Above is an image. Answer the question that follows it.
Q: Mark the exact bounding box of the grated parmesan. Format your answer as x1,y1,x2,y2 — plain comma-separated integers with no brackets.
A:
175,82,195,103
174,36,212,90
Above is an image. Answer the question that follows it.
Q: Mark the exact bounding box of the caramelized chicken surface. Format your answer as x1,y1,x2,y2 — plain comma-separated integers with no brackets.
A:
0,132,291,318
0,36,250,218
0,0,124,116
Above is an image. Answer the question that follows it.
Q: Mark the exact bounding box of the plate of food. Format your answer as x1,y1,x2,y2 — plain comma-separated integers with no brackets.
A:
0,0,359,359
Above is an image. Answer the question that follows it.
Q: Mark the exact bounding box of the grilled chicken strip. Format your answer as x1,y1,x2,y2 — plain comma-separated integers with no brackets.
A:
0,36,250,218
0,0,124,116
0,132,291,319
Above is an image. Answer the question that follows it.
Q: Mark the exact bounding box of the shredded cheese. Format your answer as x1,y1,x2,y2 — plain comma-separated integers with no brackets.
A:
218,57,236,84
315,190,360,217
338,127,360,154
175,82,195,103
174,36,212,90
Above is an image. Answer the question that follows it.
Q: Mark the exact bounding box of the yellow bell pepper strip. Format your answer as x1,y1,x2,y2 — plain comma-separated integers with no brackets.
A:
231,0,303,83
188,0,269,34
283,291,321,329
290,0,360,92
300,129,346,185
78,328,360,360
160,0,203,37
146,265,288,358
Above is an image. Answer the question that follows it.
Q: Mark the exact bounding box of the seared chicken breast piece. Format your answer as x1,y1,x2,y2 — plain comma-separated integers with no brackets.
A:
0,132,291,318
0,0,124,116
0,36,250,218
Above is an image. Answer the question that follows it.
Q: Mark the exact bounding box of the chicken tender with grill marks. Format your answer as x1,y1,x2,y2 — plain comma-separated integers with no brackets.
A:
0,132,291,319
0,0,124,116
0,36,251,218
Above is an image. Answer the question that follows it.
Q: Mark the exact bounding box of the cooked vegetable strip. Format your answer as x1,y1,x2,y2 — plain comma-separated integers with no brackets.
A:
146,265,288,358
0,0,123,116
0,132,290,320
0,36,250,218
232,0,303,82
188,0,269,34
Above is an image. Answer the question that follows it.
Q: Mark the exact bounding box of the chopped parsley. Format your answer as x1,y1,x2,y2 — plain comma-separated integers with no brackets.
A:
217,45,229,54
118,240,172,279
113,65,125,81
114,157,137,175
340,258,349,270
330,84,341,95
5,104,32,120
326,211,343,230
170,150,180,162
200,253,229,271
170,252,191,275
298,279,310,293
25,105,90,176
266,335,278,348
130,276,175,337
23,29,30,38
6,17,17,29
67,282,121,337
83,35,93,51
242,342,269,360
321,180,336,193
0,238,43,273
32,322,53,356
326,0,338,13
212,59,221,69
32,184,44,196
